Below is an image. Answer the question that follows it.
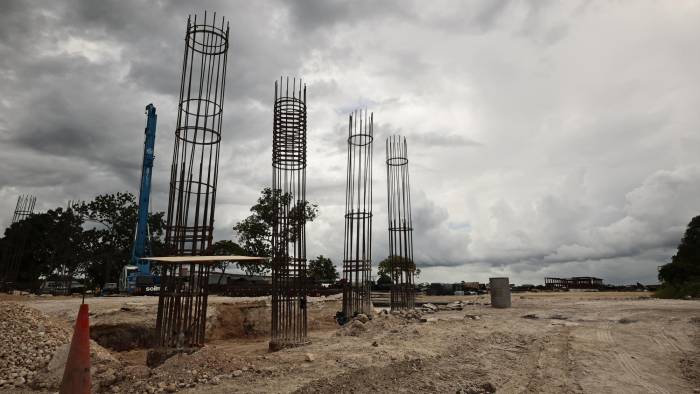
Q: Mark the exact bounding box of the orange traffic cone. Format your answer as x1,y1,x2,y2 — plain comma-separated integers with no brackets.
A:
59,303,91,394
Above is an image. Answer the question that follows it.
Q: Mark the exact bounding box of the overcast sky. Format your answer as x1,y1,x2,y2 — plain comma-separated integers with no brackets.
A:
1,0,699,285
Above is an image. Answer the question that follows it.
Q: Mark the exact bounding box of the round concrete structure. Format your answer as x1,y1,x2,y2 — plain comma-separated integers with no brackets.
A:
489,277,511,308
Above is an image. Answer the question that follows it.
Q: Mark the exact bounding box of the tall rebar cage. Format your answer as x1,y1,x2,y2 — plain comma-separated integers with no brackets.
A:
270,77,309,351
158,12,228,350
1,195,36,284
165,12,229,256
386,136,415,310
342,110,374,319
155,262,210,348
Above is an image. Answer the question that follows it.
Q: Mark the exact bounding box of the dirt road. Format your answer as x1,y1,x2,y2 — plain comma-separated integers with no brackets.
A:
5,292,700,393
176,293,699,394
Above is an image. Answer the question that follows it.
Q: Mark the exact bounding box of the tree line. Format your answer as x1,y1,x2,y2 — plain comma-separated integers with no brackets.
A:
658,215,700,298
0,188,341,289
0,192,166,288
0,187,431,290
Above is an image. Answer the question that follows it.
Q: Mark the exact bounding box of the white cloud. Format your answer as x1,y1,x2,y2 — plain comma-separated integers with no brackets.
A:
2,1,700,285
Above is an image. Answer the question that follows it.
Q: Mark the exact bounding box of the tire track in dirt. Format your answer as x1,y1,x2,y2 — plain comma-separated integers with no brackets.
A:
614,352,670,394
293,340,494,393
657,332,684,353
523,327,582,394
496,332,545,393
599,326,671,394
679,317,700,388
596,324,614,344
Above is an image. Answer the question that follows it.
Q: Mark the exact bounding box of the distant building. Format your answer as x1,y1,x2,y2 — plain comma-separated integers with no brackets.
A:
545,276,603,290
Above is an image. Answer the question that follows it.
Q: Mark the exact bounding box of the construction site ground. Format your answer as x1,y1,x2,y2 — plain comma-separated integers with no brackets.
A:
1,291,699,393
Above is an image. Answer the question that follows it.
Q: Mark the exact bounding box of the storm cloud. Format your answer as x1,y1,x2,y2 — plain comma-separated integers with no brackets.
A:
1,0,699,285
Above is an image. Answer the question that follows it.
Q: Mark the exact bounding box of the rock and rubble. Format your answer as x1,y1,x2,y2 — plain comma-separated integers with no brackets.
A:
0,302,71,390
0,302,122,392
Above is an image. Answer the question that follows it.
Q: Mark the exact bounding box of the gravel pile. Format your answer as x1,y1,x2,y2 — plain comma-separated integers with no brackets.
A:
0,302,71,390
0,302,124,392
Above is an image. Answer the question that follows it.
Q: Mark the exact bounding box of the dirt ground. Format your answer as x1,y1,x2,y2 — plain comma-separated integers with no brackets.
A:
3,291,700,393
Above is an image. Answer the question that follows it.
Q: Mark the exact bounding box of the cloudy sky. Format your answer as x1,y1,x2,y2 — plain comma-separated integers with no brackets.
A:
1,0,699,285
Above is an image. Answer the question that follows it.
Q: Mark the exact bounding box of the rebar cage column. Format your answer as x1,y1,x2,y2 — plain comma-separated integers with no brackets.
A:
270,77,309,351
158,12,229,349
165,12,229,256
342,110,373,319
386,136,415,310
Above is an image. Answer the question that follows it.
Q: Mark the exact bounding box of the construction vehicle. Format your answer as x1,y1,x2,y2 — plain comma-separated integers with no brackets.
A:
120,104,159,294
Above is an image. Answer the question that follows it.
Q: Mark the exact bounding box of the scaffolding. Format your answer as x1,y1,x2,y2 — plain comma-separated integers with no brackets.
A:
342,110,374,319
270,77,309,351
386,136,415,310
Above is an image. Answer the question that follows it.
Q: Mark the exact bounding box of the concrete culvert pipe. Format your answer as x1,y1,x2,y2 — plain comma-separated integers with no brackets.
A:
490,277,511,308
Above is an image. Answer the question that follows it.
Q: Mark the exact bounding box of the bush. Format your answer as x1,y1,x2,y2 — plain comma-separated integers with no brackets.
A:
655,282,700,299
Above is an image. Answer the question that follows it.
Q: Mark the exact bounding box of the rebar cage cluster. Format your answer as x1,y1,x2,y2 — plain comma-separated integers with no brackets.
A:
0,195,36,284
158,12,229,349
342,110,374,319
270,77,309,351
386,136,415,310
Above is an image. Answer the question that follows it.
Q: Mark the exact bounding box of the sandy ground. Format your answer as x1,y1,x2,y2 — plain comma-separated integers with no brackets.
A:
5,291,700,393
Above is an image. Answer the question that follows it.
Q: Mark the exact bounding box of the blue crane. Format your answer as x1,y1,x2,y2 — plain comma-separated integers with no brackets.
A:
123,104,158,294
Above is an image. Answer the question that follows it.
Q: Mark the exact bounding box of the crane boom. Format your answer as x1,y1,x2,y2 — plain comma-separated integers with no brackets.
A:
132,104,157,274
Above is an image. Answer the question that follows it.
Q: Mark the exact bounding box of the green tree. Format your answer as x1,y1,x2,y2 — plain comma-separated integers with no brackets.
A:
1,193,166,290
211,239,246,283
658,215,700,297
74,192,165,286
308,255,339,283
233,187,318,276
376,273,392,286
377,255,421,284
1,208,86,287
